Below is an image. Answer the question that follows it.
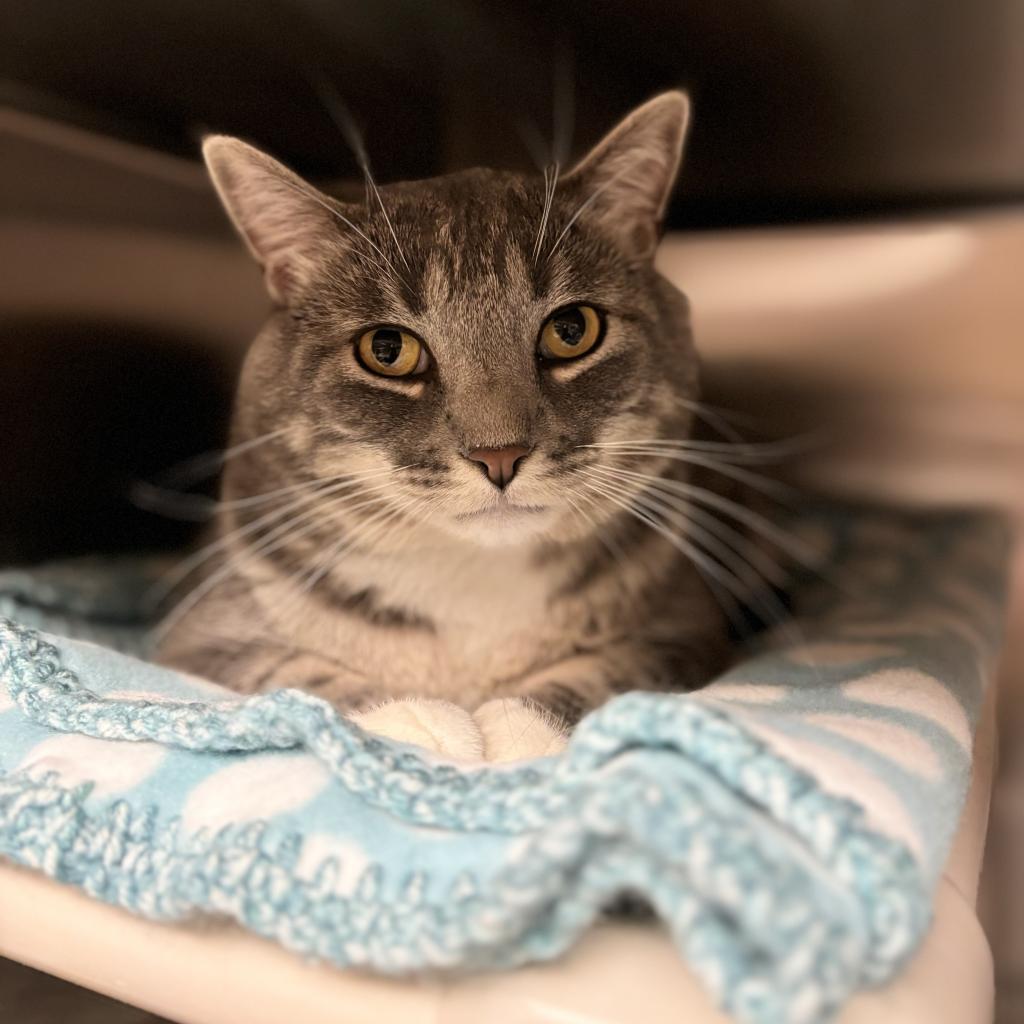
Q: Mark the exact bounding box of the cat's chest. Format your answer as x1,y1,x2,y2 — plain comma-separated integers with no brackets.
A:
269,540,584,701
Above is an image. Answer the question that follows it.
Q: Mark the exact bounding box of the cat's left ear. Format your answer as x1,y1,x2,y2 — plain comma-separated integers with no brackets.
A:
564,91,690,261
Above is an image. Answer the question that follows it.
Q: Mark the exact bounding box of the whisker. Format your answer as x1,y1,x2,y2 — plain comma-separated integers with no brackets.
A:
516,117,550,173
146,425,301,490
678,502,791,589
291,492,420,605
310,76,412,274
272,487,435,628
217,464,401,512
582,468,764,591
154,481,397,639
132,462,395,524
129,485,217,522
150,469,406,604
532,161,560,265
582,463,823,572
150,481,347,603
544,162,633,266
670,396,763,446
593,470,790,588
578,435,821,465
562,484,633,579
588,470,798,636
273,173,412,290
309,75,373,204
577,476,748,632
551,48,575,167
585,446,796,501
580,469,812,654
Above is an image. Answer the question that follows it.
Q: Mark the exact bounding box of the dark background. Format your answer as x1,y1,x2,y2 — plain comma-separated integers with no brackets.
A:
2,0,1023,228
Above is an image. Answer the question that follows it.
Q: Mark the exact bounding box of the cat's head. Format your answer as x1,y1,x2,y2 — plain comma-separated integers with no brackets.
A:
205,92,698,548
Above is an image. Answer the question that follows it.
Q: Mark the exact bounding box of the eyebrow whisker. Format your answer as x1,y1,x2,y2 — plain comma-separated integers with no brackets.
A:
532,161,560,266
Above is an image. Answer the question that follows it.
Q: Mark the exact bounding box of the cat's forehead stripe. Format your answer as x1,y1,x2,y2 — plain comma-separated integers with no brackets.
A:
421,233,534,307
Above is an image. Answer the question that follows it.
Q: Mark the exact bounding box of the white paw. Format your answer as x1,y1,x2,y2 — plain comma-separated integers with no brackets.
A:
473,698,569,763
349,699,484,761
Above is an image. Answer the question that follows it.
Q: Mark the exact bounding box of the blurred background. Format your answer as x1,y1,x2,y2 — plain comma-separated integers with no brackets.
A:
3,1,1024,224
0,1,1022,1021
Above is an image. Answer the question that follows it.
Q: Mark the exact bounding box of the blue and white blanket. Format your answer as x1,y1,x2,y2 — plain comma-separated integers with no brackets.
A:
0,508,1009,1024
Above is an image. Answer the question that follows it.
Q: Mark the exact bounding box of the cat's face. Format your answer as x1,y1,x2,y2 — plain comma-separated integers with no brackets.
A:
206,93,698,547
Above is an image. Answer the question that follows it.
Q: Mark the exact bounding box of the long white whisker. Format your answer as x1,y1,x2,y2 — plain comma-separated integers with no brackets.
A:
217,464,401,512
593,472,798,634
577,476,748,631
367,176,411,272
562,485,633,579
272,487,431,629
150,469,407,603
671,396,758,446
579,435,820,464
147,426,301,490
150,480,353,603
532,162,560,265
293,493,420,603
154,481,397,640
588,468,790,587
134,463,395,522
582,463,822,572
583,447,795,501
582,467,762,590
544,162,633,265
273,174,411,289
313,77,413,274
582,469,806,649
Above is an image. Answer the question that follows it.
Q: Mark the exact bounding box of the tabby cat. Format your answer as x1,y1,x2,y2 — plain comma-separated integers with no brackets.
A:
157,92,749,760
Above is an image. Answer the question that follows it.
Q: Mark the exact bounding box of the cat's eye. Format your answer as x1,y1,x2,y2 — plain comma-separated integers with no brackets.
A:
356,326,428,377
538,305,604,361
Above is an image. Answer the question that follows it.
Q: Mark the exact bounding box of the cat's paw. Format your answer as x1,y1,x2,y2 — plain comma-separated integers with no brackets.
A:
473,698,569,763
349,699,484,761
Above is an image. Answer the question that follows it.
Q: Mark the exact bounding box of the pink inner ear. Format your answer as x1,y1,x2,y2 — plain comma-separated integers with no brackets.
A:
264,257,297,307
628,222,658,260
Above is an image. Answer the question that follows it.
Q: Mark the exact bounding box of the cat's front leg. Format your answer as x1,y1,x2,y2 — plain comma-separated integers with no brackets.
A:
158,631,379,705
160,634,485,759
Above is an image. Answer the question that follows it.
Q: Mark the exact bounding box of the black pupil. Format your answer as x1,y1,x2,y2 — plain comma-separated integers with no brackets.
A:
371,329,404,365
554,309,586,346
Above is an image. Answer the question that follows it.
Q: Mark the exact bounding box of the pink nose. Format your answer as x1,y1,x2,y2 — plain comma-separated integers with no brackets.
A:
464,445,531,489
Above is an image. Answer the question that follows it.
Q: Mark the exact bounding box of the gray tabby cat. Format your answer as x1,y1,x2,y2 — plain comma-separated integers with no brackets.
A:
156,92,744,760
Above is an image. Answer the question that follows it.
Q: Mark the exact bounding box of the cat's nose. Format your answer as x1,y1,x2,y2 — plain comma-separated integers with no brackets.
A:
463,445,531,489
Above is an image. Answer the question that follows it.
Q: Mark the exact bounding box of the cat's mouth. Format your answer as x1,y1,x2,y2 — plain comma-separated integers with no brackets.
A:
454,501,549,522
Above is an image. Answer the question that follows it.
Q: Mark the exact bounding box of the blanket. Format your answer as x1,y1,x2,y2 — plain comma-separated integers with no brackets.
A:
0,507,1009,1024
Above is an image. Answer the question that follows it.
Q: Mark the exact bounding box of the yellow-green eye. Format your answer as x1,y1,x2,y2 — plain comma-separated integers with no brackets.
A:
356,327,427,377
539,305,603,360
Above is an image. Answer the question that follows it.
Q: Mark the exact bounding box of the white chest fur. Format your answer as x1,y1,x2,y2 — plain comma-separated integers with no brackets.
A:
263,528,573,704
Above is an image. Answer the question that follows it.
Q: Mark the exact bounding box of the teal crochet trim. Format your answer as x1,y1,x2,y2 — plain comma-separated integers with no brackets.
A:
0,617,928,1024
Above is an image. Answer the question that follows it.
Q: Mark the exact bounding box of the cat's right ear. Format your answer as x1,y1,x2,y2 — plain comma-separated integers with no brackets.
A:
563,92,690,262
202,136,339,306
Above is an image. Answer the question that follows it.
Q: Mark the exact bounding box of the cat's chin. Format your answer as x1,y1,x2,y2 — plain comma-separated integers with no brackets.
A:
445,503,557,548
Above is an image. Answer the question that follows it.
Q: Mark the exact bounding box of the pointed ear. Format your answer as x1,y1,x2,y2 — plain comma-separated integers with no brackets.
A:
202,135,342,305
564,91,690,261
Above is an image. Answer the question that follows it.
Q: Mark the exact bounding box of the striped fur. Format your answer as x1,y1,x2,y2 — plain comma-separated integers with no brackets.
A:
157,94,738,728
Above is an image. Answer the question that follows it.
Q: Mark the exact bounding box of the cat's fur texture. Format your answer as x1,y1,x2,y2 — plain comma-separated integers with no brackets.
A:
156,93,739,758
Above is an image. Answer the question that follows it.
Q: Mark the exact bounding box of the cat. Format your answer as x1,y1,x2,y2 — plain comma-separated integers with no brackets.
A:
156,92,747,760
